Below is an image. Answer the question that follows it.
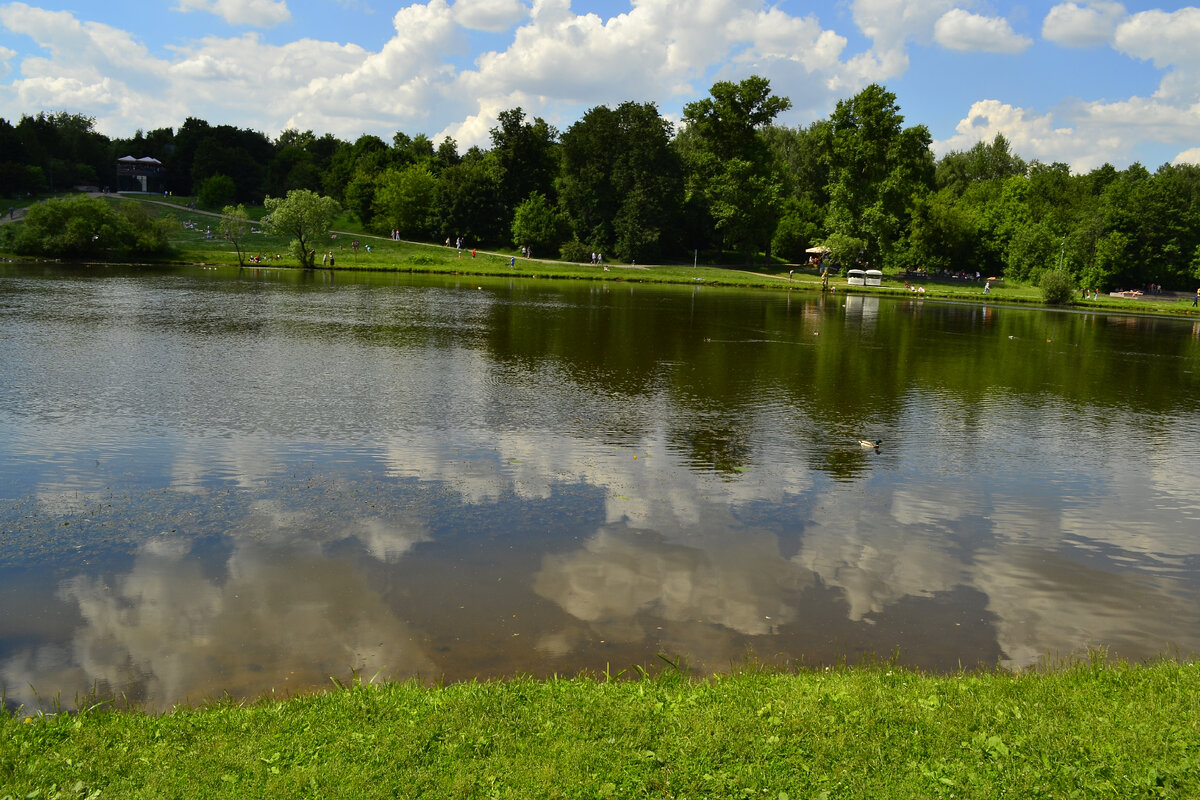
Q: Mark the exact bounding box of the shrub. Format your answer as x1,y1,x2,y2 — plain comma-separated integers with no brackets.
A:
559,240,593,263
197,174,236,210
1039,268,1075,305
13,194,171,258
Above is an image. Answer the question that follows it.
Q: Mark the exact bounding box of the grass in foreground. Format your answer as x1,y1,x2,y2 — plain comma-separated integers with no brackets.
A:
3,658,1199,799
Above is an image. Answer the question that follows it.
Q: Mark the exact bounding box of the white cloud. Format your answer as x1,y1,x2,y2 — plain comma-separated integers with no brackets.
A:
0,0,869,146
1113,8,1200,70
0,45,14,78
936,98,1125,171
175,0,291,27
452,0,528,32
933,9,1032,54
1042,1,1126,48
850,0,958,52
1112,8,1200,108
1174,147,1200,166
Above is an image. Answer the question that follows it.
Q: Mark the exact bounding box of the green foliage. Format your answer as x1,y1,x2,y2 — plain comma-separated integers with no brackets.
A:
219,203,252,266
822,83,935,267
435,154,505,243
936,133,1027,195
557,101,683,262
681,76,791,263
197,173,236,209
510,191,566,251
559,240,593,262
822,232,868,269
1008,223,1060,283
372,164,437,237
12,194,171,258
771,197,823,263
490,108,559,223
1040,267,1076,305
2,662,1199,799
7,79,1200,287
263,189,340,267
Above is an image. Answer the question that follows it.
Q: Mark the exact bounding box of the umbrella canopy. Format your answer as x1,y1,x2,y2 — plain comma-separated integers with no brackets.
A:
805,246,831,254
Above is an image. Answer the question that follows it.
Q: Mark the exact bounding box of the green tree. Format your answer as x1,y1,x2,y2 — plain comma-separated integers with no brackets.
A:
903,188,979,272
263,189,340,267
197,174,236,209
511,191,566,253
434,152,505,244
822,84,934,267
219,203,252,266
13,195,170,258
1040,266,1075,305
557,101,683,262
490,108,559,223
681,76,791,264
771,196,823,263
373,164,438,238
936,134,1026,195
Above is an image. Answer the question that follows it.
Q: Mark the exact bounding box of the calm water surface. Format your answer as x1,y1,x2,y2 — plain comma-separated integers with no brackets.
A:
2,263,1199,710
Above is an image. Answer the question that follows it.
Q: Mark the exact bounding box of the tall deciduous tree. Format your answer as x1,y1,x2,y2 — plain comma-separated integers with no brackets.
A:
434,150,505,244
373,164,438,238
681,76,791,264
490,108,559,221
822,84,934,267
511,191,566,253
557,101,683,262
263,189,340,267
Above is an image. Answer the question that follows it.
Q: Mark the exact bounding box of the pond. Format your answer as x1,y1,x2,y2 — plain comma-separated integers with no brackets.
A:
2,263,1199,711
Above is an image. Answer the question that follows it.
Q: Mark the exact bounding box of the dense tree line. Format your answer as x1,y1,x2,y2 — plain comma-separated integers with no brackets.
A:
3,78,1199,290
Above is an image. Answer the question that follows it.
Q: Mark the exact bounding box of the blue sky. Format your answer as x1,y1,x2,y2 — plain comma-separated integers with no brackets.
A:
2,0,1198,171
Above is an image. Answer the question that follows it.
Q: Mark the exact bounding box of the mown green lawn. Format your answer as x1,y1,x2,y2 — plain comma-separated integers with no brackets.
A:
3,659,1198,799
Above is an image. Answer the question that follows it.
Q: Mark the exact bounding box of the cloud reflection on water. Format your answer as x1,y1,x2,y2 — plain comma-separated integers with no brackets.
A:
2,499,435,711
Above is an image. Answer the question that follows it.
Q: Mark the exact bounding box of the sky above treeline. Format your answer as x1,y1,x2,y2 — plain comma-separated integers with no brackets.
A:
1,0,1197,172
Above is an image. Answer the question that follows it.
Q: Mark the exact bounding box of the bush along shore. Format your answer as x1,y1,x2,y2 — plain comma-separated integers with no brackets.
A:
3,657,1199,799
4,194,1199,318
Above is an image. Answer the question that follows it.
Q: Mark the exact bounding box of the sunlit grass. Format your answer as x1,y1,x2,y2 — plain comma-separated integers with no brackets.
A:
4,194,1198,318
3,658,1198,799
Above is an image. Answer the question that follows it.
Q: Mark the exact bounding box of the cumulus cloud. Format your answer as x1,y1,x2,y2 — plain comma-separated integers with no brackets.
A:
0,0,868,146
933,9,1032,54
849,0,958,52
452,0,527,32
1113,8,1200,70
175,0,291,27
935,98,1125,171
1042,1,1126,47
1174,147,1200,166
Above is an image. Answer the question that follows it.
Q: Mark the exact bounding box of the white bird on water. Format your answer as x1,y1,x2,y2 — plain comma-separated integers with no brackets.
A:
859,439,882,448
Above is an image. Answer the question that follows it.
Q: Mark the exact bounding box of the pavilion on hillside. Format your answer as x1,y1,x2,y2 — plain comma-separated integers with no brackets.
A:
116,156,165,193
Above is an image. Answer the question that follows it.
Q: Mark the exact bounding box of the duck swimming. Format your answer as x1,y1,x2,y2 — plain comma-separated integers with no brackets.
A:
859,439,882,448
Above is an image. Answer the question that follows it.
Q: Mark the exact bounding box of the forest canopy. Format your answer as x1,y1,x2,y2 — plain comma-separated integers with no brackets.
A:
2,80,1199,291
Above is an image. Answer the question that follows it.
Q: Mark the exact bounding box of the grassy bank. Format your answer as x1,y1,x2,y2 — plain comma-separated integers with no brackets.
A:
3,659,1199,799
5,194,1199,318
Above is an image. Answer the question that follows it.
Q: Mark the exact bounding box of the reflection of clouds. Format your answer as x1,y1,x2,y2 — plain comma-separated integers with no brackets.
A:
793,486,967,622
384,419,814,528
169,433,285,492
533,522,811,643
2,503,434,711
971,546,1199,668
